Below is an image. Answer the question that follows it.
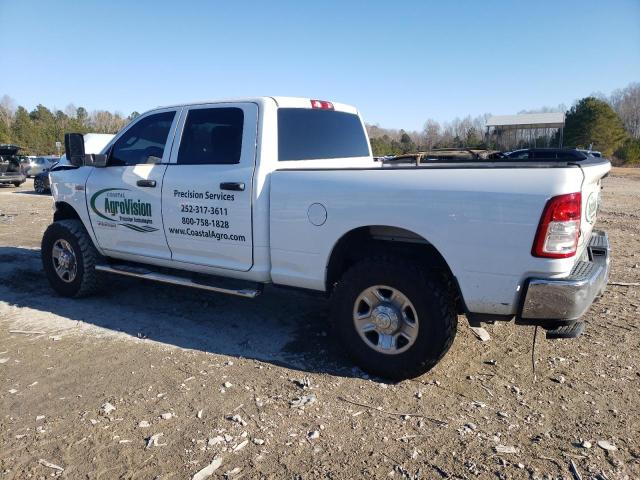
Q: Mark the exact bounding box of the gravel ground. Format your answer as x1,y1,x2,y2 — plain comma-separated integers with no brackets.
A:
0,172,638,479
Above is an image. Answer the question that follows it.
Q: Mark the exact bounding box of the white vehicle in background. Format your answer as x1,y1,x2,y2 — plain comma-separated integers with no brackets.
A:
42,97,611,379
27,156,58,177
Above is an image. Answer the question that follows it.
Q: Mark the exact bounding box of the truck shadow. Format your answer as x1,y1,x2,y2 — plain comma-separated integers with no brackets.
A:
0,246,363,379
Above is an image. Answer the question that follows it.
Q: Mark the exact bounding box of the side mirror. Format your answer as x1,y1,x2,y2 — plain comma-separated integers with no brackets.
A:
64,133,85,167
64,133,109,168
85,154,108,168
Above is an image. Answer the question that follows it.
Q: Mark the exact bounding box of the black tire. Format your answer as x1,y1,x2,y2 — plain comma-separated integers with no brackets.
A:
13,182,21,187
41,219,101,297
331,256,457,380
34,177,46,194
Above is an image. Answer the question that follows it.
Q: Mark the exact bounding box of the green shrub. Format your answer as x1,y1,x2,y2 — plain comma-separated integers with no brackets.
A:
615,138,640,165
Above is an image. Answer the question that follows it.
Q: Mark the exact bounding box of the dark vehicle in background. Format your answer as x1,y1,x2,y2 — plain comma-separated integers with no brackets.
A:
576,148,602,158
34,156,71,194
504,148,597,161
0,144,27,187
33,161,56,194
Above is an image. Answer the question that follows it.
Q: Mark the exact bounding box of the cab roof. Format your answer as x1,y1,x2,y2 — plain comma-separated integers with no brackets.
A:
153,96,358,115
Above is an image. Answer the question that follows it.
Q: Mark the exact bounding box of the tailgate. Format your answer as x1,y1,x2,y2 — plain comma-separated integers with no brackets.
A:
0,159,22,175
578,160,611,256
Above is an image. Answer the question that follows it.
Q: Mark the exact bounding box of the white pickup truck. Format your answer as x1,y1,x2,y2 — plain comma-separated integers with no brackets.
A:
42,97,611,379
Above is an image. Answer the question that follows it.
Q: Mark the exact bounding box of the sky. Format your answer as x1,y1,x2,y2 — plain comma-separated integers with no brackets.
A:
1,0,639,131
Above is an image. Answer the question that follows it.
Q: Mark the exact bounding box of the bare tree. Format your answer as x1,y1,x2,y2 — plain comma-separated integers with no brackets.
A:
64,103,78,119
610,82,640,139
0,95,16,128
422,119,440,150
90,110,127,134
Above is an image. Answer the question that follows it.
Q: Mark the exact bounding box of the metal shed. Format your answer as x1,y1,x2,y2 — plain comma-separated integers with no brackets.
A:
485,112,565,151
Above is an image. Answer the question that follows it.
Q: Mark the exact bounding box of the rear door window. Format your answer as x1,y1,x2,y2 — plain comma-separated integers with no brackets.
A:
177,108,244,165
278,108,370,161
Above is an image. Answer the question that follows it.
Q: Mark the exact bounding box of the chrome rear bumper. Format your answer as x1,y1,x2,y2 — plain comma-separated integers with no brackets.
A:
519,230,610,323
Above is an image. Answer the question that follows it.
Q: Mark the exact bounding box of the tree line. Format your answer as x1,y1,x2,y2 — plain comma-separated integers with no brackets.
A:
0,96,139,155
367,82,640,164
0,82,638,164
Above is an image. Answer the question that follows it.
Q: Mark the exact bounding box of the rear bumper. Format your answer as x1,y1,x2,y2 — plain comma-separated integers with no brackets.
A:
0,174,25,184
518,230,610,326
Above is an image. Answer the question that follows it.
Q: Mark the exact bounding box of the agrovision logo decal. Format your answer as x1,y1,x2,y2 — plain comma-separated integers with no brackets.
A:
90,188,158,233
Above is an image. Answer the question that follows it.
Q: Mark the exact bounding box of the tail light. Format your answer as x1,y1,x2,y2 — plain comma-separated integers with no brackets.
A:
310,99,334,110
532,192,581,258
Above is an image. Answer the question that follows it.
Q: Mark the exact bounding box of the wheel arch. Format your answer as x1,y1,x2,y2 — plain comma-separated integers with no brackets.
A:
53,201,82,222
325,225,464,311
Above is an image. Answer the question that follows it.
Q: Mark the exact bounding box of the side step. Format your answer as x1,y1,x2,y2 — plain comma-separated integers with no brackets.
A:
95,264,261,298
545,322,585,340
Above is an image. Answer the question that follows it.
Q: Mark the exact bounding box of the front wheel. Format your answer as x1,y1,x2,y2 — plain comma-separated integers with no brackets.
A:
331,257,457,380
41,220,101,297
34,177,47,193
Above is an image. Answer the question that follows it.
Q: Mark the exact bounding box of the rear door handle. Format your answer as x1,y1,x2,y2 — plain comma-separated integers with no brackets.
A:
220,182,245,191
137,179,157,188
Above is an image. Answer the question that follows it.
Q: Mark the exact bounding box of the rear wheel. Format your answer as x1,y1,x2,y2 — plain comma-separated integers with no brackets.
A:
13,182,21,187
41,220,101,297
331,256,457,380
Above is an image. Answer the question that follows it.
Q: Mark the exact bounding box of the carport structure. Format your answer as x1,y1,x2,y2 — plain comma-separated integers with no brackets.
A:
485,112,565,151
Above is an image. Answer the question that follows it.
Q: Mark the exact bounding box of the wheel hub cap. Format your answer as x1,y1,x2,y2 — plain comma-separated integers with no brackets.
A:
353,285,419,355
51,239,77,283
371,304,400,334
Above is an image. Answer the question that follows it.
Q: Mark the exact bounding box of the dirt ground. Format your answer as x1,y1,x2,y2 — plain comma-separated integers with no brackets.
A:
1,171,639,480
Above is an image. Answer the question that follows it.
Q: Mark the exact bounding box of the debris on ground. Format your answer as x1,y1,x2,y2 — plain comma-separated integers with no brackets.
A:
227,414,247,426
38,459,64,472
208,436,225,446
292,377,311,389
494,445,519,454
232,440,248,452
469,326,491,341
101,402,116,415
597,440,618,451
146,433,166,449
289,393,317,408
570,459,583,480
191,457,223,480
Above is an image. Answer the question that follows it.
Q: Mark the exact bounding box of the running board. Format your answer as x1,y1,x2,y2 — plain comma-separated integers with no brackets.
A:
95,265,261,298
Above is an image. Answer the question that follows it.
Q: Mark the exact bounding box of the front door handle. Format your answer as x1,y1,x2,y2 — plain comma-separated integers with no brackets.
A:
137,179,157,188
220,182,245,191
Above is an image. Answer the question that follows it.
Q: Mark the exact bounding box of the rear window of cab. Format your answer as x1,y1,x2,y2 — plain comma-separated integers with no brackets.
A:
277,108,370,161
